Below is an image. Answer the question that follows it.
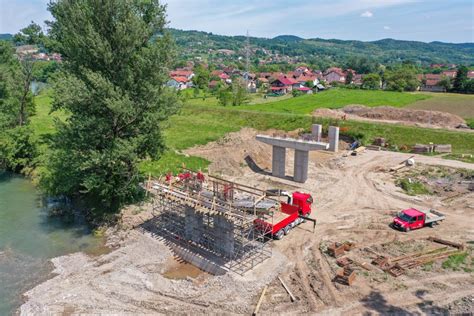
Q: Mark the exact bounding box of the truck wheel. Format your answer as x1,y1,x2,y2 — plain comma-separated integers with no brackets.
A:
429,222,434,228
275,230,284,240
284,225,291,235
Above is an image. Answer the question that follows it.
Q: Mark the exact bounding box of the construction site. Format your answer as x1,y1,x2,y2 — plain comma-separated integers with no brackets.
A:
20,125,474,315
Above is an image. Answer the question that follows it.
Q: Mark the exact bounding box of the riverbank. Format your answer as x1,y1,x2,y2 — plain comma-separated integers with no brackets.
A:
0,172,107,315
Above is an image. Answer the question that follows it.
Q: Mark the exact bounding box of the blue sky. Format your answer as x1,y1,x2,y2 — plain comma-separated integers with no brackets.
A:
1,0,473,43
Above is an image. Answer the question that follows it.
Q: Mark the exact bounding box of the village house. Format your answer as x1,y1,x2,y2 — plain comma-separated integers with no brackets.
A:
323,67,346,84
166,76,190,90
420,74,445,92
442,70,457,79
295,74,319,87
270,76,299,94
170,69,194,81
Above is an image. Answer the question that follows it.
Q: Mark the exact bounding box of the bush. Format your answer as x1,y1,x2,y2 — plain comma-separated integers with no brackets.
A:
397,178,430,195
0,126,37,174
442,252,468,270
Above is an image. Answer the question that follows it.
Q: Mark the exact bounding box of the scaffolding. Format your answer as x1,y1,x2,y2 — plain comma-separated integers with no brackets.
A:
146,171,276,275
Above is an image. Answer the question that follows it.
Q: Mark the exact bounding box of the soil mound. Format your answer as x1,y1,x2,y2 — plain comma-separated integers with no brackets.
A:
184,128,272,176
313,105,466,129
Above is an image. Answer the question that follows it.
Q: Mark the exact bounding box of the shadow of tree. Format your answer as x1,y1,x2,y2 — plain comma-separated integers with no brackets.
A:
360,291,411,315
360,289,452,316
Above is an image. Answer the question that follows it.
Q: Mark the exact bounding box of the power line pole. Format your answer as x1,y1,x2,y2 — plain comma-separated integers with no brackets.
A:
245,30,250,83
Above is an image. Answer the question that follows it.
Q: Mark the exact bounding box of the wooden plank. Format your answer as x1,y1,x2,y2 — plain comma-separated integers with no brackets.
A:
253,286,268,316
428,237,465,250
278,276,296,302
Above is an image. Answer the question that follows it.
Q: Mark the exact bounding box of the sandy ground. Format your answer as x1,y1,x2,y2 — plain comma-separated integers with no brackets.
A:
21,129,474,315
312,105,472,131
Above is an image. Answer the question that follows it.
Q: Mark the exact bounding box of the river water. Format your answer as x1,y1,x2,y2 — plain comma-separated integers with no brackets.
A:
0,172,106,315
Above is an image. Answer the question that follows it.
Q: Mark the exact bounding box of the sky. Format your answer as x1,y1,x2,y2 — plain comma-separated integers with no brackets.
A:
1,0,473,43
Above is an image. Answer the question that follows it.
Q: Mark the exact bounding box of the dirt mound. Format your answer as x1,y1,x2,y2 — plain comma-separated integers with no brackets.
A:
313,105,467,129
184,128,342,176
184,128,272,176
344,105,466,128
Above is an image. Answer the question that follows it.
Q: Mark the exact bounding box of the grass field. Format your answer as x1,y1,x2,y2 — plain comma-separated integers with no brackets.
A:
29,92,66,137
187,89,430,115
237,89,431,114
407,93,474,118
31,89,473,177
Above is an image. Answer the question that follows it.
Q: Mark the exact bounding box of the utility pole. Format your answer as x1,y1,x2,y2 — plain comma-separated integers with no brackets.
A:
245,30,250,83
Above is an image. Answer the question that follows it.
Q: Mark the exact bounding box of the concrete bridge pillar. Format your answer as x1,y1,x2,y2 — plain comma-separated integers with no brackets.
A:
311,124,322,142
213,215,234,258
185,206,203,243
272,146,286,178
294,150,309,183
328,126,340,152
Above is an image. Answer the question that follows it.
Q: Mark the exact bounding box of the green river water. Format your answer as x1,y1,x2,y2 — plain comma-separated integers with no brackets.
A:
0,172,106,315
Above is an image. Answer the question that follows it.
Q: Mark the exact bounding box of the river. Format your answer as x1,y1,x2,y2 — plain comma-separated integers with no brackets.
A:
0,172,106,315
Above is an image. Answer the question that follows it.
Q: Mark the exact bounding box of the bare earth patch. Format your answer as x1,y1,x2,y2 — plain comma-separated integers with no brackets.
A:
313,105,469,130
21,128,474,315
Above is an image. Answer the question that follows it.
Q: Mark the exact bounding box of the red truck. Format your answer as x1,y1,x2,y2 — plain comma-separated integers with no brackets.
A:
392,208,445,232
254,191,314,240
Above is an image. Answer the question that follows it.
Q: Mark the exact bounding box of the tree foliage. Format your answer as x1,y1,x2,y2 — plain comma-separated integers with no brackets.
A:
192,64,210,89
40,0,179,219
362,73,381,90
0,41,37,173
453,66,468,92
384,64,420,92
13,21,45,46
231,79,250,106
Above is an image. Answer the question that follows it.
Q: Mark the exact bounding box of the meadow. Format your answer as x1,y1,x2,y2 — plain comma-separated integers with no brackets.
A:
31,89,474,176
406,93,474,119
186,89,431,114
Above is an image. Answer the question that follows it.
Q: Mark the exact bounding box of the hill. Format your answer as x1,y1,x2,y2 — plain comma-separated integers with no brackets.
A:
169,29,474,67
0,34,12,41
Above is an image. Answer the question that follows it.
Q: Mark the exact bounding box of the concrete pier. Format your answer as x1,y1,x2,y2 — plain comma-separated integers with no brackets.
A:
311,124,322,142
294,150,309,183
272,146,286,178
185,206,204,243
213,215,234,258
256,129,338,183
328,126,340,152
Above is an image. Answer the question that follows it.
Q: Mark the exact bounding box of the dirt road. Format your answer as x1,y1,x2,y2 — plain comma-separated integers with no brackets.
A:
21,129,474,315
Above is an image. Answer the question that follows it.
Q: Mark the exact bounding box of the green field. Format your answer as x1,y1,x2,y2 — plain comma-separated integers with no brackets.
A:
186,89,431,115
31,89,473,177
238,89,431,114
407,93,474,119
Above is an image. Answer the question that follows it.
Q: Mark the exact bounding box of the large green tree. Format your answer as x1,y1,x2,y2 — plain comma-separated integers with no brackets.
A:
384,64,420,92
41,0,178,219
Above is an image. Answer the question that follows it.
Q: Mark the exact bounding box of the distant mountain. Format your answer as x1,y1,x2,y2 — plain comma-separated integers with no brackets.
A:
0,33,12,41
169,29,474,66
273,35,303,42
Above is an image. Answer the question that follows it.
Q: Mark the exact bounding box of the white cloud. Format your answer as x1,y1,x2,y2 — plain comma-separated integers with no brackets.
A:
384,26,392,30
360,11,373,18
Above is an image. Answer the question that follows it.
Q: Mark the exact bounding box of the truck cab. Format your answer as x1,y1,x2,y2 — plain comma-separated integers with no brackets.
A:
255,191,314,240
285,191,313,217
393,208,425,231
